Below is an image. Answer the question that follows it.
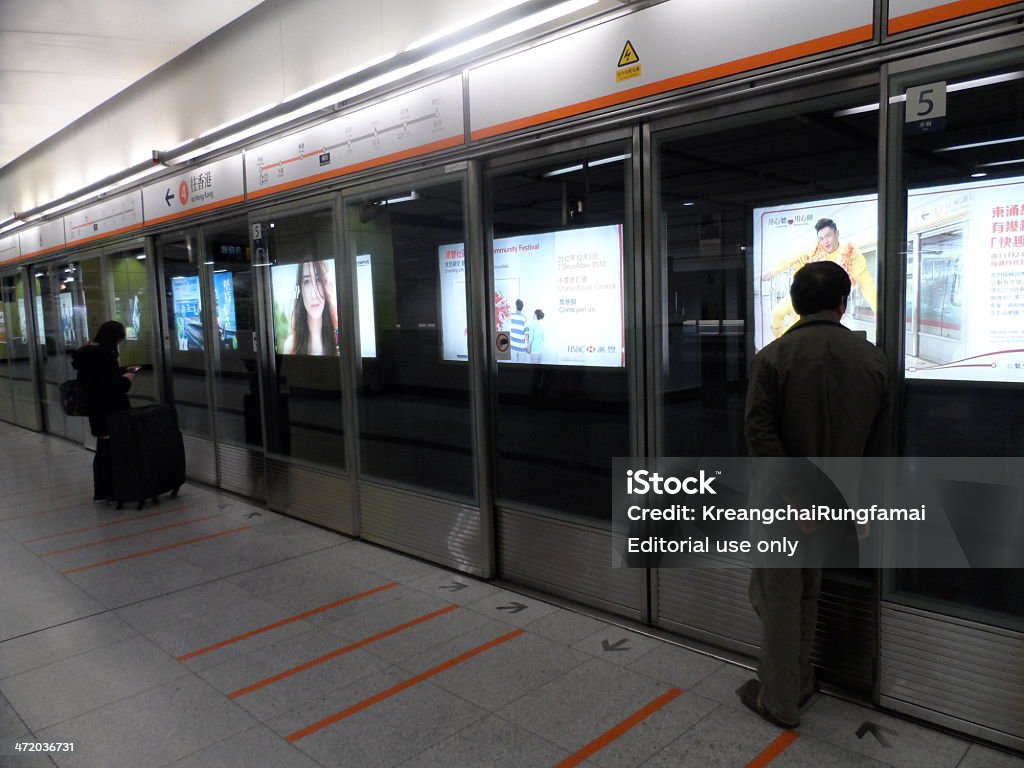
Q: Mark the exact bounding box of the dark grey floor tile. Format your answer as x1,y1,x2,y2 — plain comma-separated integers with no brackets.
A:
1,635,188,731
399,714,568,768
35,675,255,768
399,625,590,712
168,725,320,768
0,612,138,679
798,696,969,768
624,642,724,690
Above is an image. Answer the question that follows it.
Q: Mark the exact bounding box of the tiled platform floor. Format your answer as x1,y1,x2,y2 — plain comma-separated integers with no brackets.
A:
1,422,1020,768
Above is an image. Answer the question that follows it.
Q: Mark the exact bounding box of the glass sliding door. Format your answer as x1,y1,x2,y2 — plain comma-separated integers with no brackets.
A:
264,208,345,469
0,273,15,423
347,180,473,499
159,232,216,483
6,271,42,430
882,49,1024,750
653,84,881,689
490,145,632,517
346,176,480,567
107,246,157,407
486,139,642,615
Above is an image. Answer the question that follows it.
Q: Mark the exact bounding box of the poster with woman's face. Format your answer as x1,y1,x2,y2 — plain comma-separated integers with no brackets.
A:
270,259,338,356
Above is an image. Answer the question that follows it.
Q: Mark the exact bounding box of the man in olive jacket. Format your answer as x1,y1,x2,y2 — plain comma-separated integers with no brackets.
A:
738,261,891,729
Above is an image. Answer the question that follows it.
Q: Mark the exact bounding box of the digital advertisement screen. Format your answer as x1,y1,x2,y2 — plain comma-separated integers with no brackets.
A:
213,272,237,350
356,255,377,359
171,275,203,351
753,177,1024,383
439,224,625,367
903,175,1024,383
752,193,878,351
270,259,339,356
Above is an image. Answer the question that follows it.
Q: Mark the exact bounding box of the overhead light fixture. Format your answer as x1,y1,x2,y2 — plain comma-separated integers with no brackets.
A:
971,172,988,178
977,157,1024,168
382,191,420,205
542,153,630,177
136,254,147,260
936,135,1024,153
835,71,1024,117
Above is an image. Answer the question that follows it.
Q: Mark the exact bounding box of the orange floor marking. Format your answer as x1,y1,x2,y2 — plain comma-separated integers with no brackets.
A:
22,504,191,544
40,515,219,557
553,688,683,768
746,730,799,768
61,526,251,574
178,582,400,661
287,628,525,742
229,604,459,698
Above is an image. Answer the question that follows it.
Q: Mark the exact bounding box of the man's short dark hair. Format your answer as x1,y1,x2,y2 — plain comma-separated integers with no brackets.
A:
790,261,851,316
814,218,837,234
515,299,524,311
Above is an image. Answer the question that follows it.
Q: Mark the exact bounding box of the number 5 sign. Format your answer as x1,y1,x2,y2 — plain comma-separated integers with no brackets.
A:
905,82,947,134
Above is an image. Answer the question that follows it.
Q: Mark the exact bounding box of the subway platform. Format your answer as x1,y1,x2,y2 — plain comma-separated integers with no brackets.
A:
1,421,1020,768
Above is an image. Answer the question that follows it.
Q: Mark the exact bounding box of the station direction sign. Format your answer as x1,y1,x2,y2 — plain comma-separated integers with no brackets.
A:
19,219,66,261
0,234,20,266
245,75,465,200
64,191,143,248
143,155,244,226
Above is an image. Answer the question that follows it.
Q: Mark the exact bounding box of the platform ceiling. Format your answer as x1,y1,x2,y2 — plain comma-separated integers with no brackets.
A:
0,0,267,169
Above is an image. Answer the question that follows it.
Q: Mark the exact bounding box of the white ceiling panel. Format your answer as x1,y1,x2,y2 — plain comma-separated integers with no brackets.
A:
0,0,267,168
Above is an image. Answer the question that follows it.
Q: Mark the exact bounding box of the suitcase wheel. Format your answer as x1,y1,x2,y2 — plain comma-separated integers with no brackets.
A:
171,487,180,498
116,500,124,510
136,500,144,510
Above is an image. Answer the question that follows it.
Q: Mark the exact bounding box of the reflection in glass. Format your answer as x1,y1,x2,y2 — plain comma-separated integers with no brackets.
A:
0,275,14,422
490,148,630,520
109,249,156,406
897,68,1024,630
266,209,345,469
658,94,879,460
159,234,211,437
349,181,472,497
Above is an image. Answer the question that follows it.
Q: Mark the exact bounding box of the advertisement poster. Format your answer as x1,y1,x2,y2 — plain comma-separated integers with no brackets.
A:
270,259,339,356
439,224,625,367
752,193,878,351
904,175,1024,382
213,272,237,350
355,255,377,359
171,275,203,351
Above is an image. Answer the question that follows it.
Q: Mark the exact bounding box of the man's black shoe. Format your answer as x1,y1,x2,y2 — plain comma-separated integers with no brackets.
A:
736,679,800,730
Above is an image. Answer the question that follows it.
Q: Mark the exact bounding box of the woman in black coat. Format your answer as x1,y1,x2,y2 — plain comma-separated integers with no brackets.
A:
72,321,135,501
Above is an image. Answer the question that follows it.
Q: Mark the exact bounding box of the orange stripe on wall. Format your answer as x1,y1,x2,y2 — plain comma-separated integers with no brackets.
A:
247,135,465,200
65,222,144,249
889,0,1020,33
145,194,246,227
471,24,873,141
12,243,66,262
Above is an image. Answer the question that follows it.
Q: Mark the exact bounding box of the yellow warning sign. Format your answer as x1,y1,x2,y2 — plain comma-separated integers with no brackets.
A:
617,40,641,83
618,40,640,67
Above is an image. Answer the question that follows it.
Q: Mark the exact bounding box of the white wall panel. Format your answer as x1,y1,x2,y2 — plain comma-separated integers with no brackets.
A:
0,0,516,221
278,0,386,99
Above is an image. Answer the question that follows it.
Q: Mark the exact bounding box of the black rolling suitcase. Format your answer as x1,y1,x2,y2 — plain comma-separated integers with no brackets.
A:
108,404,186,510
